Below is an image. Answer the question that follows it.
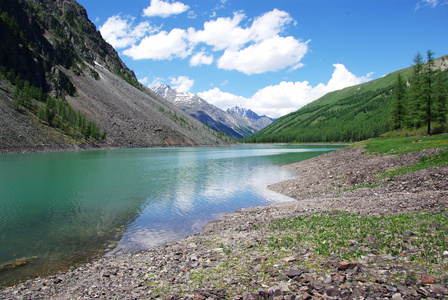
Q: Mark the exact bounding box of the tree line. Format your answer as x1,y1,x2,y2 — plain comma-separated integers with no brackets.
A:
1,67,106,142
390,50,447,135
244,87,392,143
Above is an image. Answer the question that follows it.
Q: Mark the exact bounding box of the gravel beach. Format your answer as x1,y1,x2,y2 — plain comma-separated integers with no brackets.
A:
1,145,447,299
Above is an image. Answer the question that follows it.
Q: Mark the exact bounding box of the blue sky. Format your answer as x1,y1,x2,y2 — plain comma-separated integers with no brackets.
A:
77,0,448,118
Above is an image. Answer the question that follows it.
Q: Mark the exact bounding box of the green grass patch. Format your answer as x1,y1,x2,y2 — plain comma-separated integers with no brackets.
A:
266,210,448,264
379,149,448,178
354,133,448,155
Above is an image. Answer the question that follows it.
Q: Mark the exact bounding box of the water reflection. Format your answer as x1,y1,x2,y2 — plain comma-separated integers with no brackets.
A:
0,145,342,285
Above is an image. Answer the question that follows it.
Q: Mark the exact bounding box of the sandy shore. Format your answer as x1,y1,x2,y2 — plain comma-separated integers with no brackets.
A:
1,146,447,299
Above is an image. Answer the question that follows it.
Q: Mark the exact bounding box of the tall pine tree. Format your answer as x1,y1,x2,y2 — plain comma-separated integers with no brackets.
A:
434,69,447,126
422,49,436,135
390,73,406,129
408,52,425,128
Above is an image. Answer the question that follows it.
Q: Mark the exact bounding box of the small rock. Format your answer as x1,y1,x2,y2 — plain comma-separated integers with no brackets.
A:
325,288,341,297
421,273,436,284
283,256,297,263
286,269,302,278
298,292,312,300
300,273,314,283
253,257,267,263
391,293,403,300
267,286,282,297
351,288,363,298
431,284,448,295
402,230,414,237
310,281,325,291
417,287,430,297
337,261,360,270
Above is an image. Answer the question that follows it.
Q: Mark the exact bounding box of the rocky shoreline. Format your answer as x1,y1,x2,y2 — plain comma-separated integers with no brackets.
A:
1,146,447,299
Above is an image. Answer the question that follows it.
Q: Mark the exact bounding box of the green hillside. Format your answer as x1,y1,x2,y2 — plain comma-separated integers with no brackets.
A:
244,55,447,143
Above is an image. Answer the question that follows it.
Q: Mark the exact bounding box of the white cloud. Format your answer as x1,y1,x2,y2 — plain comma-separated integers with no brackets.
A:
143,0,189,18
188,11,250,51
171,76,194,92
99,15,154,49
190,51,213,66
326,63,371,90
122,28,191,60
250,9,295,42
415,0,448,9
138,77,149,85
198,64,372,118
187,11,197,19
187,9,307,75
217,36,309,75
198,87,247,109
103,8,308,76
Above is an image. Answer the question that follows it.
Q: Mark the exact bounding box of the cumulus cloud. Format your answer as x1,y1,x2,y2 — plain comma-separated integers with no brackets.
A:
143,0,190,18
123,28,191,60
198,64,372,118
188,11,250,51
249,9,295,41
103,7,308,75
99,15,154,49
187,9,307,74
197,87,247,109
190,51,214,66
217,36,309,75
171,76,194,92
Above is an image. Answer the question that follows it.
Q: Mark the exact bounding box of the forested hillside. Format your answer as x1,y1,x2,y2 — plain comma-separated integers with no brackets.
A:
244,54,448,143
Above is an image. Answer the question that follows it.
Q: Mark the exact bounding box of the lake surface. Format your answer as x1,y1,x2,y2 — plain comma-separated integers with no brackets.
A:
0,144,342,286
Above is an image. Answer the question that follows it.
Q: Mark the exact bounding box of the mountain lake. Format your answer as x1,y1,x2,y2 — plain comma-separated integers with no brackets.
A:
0,144,343,286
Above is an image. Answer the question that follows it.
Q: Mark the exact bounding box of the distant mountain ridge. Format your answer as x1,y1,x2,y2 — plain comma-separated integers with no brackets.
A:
153,85,273,139
0,0,230,153
226,105,275,130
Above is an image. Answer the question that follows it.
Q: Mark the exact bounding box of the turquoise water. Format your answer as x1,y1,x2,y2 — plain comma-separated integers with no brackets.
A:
0,145,342,286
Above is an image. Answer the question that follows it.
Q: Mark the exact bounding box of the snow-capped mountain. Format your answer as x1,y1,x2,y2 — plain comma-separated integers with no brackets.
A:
153,85,271,139
226,105,274,130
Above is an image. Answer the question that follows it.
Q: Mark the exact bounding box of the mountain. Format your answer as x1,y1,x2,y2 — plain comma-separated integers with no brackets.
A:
0,0,229,153
153,85,271,139
244,54,448,143
226,105,274,130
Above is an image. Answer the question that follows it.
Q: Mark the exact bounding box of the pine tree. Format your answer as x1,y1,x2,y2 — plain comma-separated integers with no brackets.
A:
408,52,425,128
390,73,406,129
12,85,20,110
422,50,436,135
434,69,447,126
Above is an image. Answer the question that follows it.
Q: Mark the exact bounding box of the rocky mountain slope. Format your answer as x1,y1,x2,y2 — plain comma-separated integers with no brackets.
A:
153,85,273,139
0,0,229,153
